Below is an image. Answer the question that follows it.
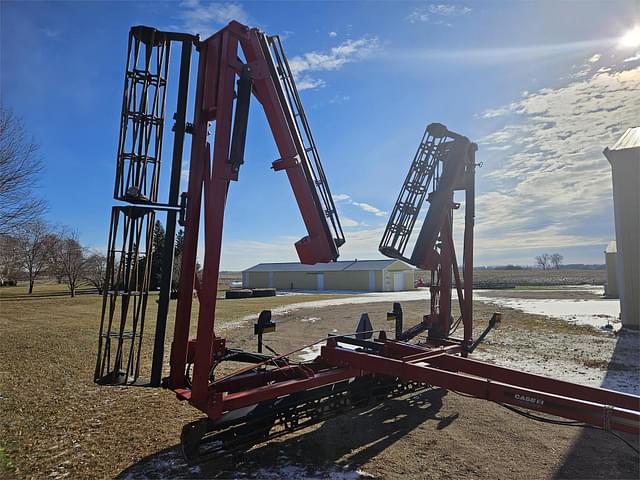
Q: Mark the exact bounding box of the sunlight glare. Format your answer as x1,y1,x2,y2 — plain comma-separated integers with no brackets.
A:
619,26,640,48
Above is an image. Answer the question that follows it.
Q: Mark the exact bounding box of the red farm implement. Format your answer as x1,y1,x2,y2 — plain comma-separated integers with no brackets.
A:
94,21,640,465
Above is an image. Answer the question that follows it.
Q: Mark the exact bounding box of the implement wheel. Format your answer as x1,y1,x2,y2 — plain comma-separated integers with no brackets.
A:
180,419,209,465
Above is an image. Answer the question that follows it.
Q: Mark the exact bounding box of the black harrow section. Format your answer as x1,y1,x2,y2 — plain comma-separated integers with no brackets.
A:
379,123,456,263
180,375,431,465
260,33,345,253
95,26,196,386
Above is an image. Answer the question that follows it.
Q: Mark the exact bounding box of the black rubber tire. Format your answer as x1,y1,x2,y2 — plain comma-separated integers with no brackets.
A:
251,288,276,297
225,289,253,299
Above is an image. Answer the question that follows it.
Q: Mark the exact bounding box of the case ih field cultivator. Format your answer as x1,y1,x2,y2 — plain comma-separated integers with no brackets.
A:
94,21,639,465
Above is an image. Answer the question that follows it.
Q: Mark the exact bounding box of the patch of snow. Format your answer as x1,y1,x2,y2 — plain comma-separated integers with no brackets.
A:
298,344,323,361
301,317,320,323
241,290,431,324
120,449,195,480
249,462,374,479
475,329,639,395
298,342,362,362
474,292,620,330
218,319,249,331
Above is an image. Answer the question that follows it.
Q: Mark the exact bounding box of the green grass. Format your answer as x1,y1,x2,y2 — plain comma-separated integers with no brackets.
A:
0,447,14,476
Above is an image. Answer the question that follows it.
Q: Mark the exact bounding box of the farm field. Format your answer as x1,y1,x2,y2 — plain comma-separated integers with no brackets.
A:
414,268,608,287
189,268,608,289
0,280,637,479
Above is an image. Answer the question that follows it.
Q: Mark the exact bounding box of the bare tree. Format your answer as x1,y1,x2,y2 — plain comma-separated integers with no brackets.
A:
83,252,107,294
550,253,564,270
0,233,21,285
0,107,46,235
50,230,88,297
12,220,56,293
535,253,551,270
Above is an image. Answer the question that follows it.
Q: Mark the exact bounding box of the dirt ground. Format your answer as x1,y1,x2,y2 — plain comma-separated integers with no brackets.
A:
0,285,638,479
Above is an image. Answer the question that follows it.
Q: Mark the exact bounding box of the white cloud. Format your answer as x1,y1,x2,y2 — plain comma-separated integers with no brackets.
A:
332,193,386,217
475,65,640,261
178,0,250,38
333,193,352,202
624,51,640,63
407,3,471,24
396,38,616,65
588,53,601,63
340,216,361,227
329,95,350,104
295,77,326,91
428,4,472,16
288,37,380,91
221,237,298,270
220,225,389,270
328,31,337,38
480,102,520,119
41,28,61,38
352,201,387,217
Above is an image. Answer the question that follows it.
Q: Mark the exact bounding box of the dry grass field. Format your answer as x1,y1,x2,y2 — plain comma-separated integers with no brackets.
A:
1,277,637,479
413,268,607,288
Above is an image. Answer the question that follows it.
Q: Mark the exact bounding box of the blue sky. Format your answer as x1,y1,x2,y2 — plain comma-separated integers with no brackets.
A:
2,1,639,270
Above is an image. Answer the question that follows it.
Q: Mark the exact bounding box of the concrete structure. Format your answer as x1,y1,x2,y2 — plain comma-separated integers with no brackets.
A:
242,259,415,292
603,127,640,329
604,241,618,298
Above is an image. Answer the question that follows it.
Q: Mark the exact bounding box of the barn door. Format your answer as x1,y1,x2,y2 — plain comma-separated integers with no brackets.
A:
393,272,405,291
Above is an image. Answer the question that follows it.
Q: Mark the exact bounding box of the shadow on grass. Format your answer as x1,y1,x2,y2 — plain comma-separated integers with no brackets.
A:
0,287,99,300
117,388,455,479
554,328,640,480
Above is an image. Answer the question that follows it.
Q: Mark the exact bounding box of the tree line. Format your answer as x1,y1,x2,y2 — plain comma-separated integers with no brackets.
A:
1,218,182,297
0,106,183,297
535,253,564,270
0,222,106,296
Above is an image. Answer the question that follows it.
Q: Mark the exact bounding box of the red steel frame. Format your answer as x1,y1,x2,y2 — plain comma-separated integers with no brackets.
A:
168,21,339,410
168,21,640,439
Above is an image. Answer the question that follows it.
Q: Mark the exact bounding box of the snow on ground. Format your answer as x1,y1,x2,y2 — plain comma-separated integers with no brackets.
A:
120,449,203,479
248,457,375,479
474,287,621,331
245,286,618,332
301,317,320,323
298,341,361,361
121,449,375,479
239,290,431,325
234,285,638,395
474,330,640,396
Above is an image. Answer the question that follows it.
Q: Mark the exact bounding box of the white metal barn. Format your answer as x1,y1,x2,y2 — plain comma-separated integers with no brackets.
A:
604,241,618,298
242,259,415,292
604,127,640,329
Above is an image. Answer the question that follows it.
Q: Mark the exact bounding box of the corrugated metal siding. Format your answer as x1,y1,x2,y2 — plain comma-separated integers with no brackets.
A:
605,136,640,328
244,272,269,288
241,259,414,292
605,251,619,298
324,271,369,291
245,259,404,273
273,271,317,290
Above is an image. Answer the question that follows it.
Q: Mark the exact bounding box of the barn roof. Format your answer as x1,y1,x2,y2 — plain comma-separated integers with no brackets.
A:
610,127,640,151
244,259,410,273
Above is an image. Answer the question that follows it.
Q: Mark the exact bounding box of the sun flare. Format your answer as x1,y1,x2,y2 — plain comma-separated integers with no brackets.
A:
619,26,640,48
